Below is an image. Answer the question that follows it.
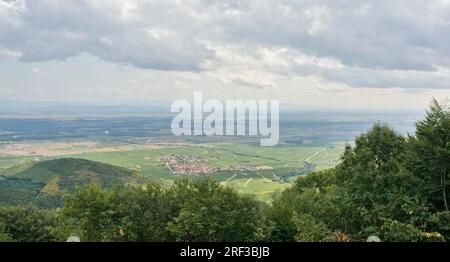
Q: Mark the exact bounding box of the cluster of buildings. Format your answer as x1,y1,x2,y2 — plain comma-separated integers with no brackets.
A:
149,154,273,175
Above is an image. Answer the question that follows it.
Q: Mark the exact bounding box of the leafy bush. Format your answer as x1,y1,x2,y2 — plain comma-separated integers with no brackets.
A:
292,212,335,242
0,206,57,242
380,219,444,242
57,179,268,242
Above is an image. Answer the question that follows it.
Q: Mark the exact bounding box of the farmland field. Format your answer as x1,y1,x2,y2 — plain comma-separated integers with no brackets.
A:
0,140,343,202
0,112,418,204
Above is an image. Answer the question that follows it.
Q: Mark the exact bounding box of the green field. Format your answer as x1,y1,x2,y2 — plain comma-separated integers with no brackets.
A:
0,141,344,203
63,143,343,202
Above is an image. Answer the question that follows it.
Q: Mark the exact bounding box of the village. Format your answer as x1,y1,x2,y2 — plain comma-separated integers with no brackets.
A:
150,155,273,175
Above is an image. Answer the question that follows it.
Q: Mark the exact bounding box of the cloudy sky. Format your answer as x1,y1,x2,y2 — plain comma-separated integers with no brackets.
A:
0,0,449,110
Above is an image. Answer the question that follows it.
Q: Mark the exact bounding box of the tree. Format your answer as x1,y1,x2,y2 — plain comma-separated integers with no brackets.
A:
379,219,444,242
0,222,14,242
167,179,267,242
270,123,440,241
332,124,415,237
58,185,115,241
336,123,407,190
0,206,56,242
292,212,335,242
407,99,450,211
58,179,268,242
57,184,170,241
269,170,338,241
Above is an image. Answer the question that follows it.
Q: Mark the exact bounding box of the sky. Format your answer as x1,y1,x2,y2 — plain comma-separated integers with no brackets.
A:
0,0,449,110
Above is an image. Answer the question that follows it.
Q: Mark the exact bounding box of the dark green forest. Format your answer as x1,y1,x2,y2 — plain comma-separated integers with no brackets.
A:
0,158,145,208
0,99,449,242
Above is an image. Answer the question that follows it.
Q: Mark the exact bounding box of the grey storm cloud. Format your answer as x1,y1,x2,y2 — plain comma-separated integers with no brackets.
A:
1,0,450,89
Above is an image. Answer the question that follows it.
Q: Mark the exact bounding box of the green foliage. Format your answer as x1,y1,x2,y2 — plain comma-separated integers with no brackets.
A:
337,124,410,194
406,99,450,212
379,219,444,242
0,206,56,242
269,170,338,241
14,158,139,189
0,222,14,242
292,212,335,242
57,179,268,242
167,180,266,241
270,100,450,242
0,177,61,207
0,158,142,208
0,233,13,242
57,183,171,242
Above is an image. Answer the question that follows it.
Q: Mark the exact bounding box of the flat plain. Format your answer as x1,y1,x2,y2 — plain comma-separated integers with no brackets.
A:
0,112,418,204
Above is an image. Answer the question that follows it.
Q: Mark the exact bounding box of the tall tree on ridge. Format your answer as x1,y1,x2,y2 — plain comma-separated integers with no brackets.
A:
407,99,450,211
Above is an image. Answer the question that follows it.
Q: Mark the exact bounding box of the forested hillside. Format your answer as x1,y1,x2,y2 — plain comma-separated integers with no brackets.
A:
0,158,144,207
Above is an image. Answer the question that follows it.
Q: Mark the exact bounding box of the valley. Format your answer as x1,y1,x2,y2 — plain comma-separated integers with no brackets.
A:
0,112,418,206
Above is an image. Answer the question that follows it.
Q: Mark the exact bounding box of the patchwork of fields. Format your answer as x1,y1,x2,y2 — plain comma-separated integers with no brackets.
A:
0,141,344,202
0,112,417,204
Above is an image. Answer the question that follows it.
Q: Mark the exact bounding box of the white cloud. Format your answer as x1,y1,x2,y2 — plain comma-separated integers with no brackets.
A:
0,0,449,101
0,48,21,59
31,68,43,74
216,70,279,89
0,0,215,70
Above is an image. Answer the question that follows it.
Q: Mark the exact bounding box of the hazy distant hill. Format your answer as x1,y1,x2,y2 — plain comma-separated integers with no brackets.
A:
0,100,169,116
0,158,144,208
